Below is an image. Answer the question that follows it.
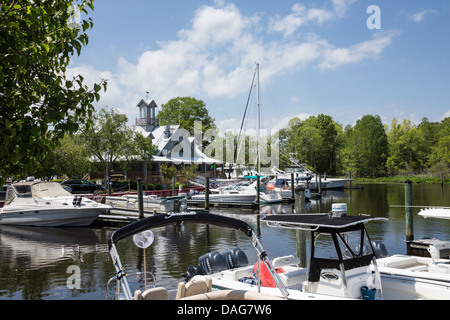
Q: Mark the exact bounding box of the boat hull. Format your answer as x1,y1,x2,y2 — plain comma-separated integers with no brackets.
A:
190,192,282,204
0,207,105,227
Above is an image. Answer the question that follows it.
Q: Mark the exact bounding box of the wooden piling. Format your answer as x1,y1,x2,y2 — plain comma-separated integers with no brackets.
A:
290,172,295,200
205,176,210,211
137,178,144,219
405,179,414,243
172,176,176,196
256,174,260,206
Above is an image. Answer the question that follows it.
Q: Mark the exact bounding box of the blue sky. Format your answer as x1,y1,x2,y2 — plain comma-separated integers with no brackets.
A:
69,0,450,134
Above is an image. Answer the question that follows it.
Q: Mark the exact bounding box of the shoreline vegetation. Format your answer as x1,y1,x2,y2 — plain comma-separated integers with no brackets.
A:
350,174,449,185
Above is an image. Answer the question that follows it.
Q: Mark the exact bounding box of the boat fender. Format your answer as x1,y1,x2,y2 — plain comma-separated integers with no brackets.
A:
253,261,284,288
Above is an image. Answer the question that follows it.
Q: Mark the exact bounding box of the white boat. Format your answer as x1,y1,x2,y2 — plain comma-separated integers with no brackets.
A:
272,177,311,200
189,179,282,204
106,210,344,300
369,207,450,290
375,239,450,286
271,161,351,190
0,181,109,227
104,194,184,216
191,207,450,300
418,207,450,220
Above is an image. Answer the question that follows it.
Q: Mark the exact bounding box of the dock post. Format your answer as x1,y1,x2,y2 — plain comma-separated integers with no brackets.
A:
256,174,260,207
405,179,414,245
172,176,176,196
205,176,210,211
137,178,144,219
318,174,322,194
291,172,295,200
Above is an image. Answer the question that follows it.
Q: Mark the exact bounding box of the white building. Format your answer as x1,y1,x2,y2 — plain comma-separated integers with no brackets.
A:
130,99,222,183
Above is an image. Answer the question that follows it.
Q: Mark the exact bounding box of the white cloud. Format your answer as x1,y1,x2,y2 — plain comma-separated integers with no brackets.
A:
332,0,357,17
68,0,398,127
269,3,334,38
440,110,450,121
319,30,400,70
408,9,438,23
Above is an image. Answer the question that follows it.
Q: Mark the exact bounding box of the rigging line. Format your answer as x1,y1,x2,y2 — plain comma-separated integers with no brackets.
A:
234,67,256,164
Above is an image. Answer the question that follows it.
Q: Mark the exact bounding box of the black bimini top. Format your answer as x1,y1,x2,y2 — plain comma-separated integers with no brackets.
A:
109,211,254,249
261,214,387,232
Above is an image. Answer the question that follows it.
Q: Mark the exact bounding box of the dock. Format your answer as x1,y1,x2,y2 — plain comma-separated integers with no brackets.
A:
93,214,139,227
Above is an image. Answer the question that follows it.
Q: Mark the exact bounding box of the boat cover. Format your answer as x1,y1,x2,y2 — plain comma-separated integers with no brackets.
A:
12,181,71,198
109,211,254,249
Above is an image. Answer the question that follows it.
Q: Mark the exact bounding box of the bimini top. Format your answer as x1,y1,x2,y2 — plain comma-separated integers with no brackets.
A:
109,211,254,249
261,213,387,231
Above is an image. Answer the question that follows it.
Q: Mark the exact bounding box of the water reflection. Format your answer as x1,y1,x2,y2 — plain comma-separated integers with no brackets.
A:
0,183,449,299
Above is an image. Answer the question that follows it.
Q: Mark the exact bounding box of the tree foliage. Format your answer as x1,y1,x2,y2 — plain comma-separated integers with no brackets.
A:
344,115,388,177
279,114,342,175
156,97,216,135
280,114,450,178
0,0,106,179
79,107,157,173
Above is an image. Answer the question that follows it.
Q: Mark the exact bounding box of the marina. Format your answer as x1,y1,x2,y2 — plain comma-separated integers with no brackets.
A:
0,183,449,299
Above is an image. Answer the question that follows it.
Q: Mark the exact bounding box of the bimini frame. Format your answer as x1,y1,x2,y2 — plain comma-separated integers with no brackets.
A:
262,213,388,298
108,211,289,300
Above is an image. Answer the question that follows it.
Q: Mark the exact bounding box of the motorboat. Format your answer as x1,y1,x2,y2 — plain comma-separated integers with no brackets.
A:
271,161,351,190
272,177,311,200
104,194,185,216
190,206,450,300
375,238,450,285
370,207,450,289
418,207,450,220
106,210,345,300
189,178,282,204
0,181,109,227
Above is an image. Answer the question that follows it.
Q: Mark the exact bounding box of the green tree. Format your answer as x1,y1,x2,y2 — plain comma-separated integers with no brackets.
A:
430,117,450,169
79,107,157,180
160,163,177,184
53,134,90,179
0,0,106,180
343,115,388,177
156,97,216,135
387,118,428,174
284,115,341,175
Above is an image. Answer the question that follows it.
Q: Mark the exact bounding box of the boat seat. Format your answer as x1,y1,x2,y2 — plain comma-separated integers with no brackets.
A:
278,268,308,287
134,287,169,300
380,257,419,269
175,277,212,300
272,255,300,268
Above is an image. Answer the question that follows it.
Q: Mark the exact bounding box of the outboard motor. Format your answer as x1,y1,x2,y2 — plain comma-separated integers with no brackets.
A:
372,240,389,258
197,251,228,275
221,247,248,269
184,247,249,281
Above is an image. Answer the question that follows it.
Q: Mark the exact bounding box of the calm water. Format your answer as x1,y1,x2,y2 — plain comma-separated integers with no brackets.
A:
1,183,449,300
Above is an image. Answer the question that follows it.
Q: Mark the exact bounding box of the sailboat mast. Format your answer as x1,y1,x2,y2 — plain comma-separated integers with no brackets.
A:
256,62,260,174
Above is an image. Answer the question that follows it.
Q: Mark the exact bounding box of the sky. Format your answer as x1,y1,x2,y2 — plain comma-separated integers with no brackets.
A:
68,0,450,134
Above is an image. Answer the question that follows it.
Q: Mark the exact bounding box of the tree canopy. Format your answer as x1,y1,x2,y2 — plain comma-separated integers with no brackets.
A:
156,97,216,135
0,0,106,180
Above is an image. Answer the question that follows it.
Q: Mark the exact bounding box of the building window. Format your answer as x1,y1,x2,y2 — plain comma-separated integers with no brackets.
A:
140,107,146,119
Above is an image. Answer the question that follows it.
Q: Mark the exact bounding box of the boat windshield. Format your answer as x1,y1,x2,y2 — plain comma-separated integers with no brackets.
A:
309,225,375,282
